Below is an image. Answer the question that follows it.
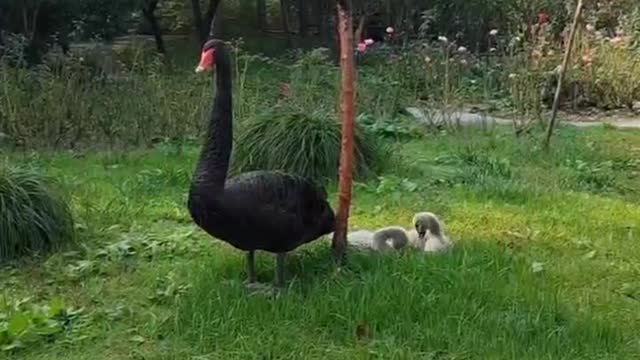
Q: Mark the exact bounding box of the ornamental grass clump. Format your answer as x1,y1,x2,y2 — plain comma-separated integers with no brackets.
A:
233,108,389,181
0,166,74,261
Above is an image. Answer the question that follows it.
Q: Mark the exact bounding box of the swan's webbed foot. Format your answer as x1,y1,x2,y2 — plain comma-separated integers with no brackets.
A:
245,282,274,296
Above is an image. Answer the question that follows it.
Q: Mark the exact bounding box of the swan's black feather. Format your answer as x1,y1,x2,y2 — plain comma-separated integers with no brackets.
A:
189,170,334,252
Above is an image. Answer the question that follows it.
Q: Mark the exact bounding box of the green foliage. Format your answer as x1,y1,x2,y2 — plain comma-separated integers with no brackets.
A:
0,0,138,64
566,159,618,191
0,46,210,149
233,107,390,181
0,296,85,353
73,0,138,41
0,165,74,261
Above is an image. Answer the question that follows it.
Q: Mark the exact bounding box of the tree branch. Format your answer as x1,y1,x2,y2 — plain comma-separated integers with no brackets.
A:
544,0,583,149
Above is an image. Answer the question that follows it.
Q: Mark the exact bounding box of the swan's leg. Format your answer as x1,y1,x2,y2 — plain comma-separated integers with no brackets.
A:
246,250,257,283
275,253,287,289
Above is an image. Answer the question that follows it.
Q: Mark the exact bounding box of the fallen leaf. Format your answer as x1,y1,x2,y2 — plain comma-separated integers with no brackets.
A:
532,262,545,273
130,335,146,344
355,322,370,341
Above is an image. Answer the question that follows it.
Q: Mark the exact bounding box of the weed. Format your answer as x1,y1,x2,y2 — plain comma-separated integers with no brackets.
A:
565,159,617,191
0,296,86,353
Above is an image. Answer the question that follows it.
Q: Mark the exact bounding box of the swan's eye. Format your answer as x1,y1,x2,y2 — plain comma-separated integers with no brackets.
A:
195,48,216,73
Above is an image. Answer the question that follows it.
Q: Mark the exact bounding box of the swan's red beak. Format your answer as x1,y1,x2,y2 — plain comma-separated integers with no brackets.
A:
195,48,216,73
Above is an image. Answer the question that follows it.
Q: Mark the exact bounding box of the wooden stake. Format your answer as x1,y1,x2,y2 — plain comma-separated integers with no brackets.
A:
544,0,583,149
331,2,356,264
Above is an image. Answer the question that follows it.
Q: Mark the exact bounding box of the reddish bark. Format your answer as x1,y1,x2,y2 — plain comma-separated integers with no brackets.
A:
331,2,356,264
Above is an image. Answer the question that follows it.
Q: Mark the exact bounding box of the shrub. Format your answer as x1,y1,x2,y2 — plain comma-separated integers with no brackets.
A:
0,166,74,262
232,106,390,181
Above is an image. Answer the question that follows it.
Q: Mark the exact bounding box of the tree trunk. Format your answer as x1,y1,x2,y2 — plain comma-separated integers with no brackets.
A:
332,0,356,264
143,0,165,54
310,0,322,35
280,0,292,46
296,0,306,37
319,0,330,44
204,0,223,38
257,0,267,31
319,0,338,61
190,0,205,44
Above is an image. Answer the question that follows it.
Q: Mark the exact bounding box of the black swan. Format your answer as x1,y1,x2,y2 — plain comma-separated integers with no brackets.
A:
187,39,336,289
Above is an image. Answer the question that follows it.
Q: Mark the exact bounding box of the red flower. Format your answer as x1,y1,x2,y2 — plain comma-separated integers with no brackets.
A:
537,11,549,25
357,41,367,53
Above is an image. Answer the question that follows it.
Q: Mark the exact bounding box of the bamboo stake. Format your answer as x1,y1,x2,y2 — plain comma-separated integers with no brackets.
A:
331,1,356,264
544,0,583,149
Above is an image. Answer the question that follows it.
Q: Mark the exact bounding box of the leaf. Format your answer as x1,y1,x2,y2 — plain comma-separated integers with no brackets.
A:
130,335,146,344
583,250,597,260
401,179,418,192
0,330,9,346
7,313,29,336
48,297,66,318
34,323,62,336
531,262,545,273
1,341,23,352
16,297,32,309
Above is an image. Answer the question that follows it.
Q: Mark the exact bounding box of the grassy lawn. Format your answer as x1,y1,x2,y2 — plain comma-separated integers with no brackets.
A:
2,125,640,359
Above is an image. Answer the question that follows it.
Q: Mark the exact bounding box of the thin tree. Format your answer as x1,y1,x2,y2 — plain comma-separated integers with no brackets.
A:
191,0,223,44
142,0,165,54
190,0,205,44
203,0,223,39
256,0,267,31
296,0,306,37
544,0,583,149
331,0,356,264
280,0,292,46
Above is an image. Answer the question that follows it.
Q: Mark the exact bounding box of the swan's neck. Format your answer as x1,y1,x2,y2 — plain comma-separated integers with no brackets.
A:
194,44,233,194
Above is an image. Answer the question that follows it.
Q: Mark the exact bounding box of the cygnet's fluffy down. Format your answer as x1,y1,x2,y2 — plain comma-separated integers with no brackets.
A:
346,230,375,250
371,226,409,251
423,229,453,252
407,228,421,248
345,226,409,252
409,212,453,253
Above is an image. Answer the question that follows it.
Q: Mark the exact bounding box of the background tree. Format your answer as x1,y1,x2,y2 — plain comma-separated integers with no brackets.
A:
142,0,165,54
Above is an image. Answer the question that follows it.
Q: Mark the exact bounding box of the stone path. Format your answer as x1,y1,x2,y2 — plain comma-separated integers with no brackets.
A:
405,107,640,129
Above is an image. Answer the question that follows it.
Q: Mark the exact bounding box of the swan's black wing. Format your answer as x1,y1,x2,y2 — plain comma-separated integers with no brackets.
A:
220,170,332,252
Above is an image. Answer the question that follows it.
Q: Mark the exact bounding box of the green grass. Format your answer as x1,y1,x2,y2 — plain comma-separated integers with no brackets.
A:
1,125,640,359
